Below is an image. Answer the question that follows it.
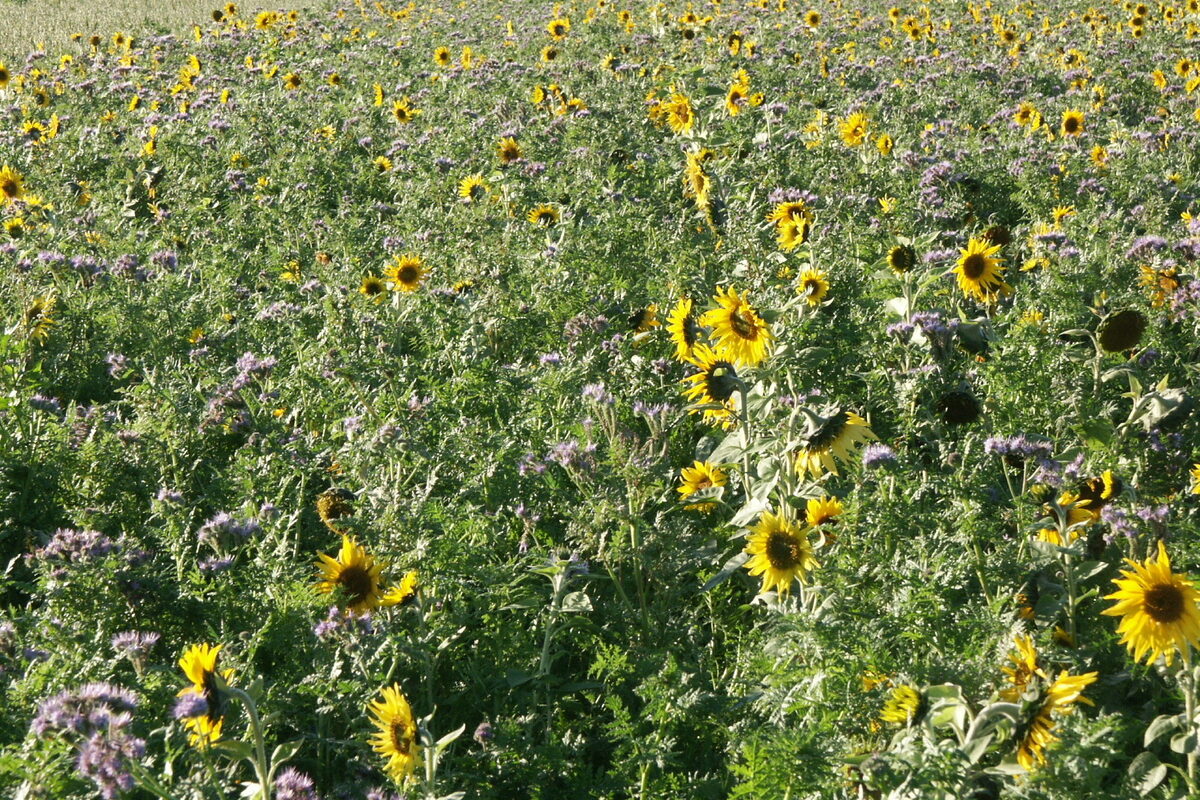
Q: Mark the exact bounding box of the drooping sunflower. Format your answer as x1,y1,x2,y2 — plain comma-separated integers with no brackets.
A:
676,461,727,511
700,286,771,367
497,136,523,164
1074,471,1122,519
628,304,660,333
1096,309,1146,353
1060,109,1085,137
999,635,1044,702
382,570,419,607
527,204,560,226
316,488,354,532
743,509,819,595
23,291,56,343
880,684,926,726
796,269,830,306
1102,541,1200,666
953,237,1011,303
776,217,811,251
368,684,420,784
0,165,24,206
457,175,489,203
805,496,843,527
667,297,703,362
177,643,234,747
1014,670,1097,770
385,255,428,293
680,344,741,427
360,275,388,302
793,409,877,478
1037,491,1093,546
315,536,388,613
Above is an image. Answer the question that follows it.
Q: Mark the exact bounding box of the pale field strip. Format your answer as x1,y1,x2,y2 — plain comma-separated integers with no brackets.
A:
0,0,320,58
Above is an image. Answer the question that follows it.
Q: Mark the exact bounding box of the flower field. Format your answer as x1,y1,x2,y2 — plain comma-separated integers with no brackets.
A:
3,0,1200,797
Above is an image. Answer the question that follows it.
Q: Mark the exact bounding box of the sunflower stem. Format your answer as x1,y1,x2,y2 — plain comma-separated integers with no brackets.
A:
226,686,272,800
1184,665,1198,784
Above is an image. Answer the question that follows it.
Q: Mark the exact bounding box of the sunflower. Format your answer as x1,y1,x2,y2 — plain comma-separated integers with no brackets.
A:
282,72,301,90
360,275,388,302
1060,109,1085,136
681,344,741,427
382,570,419,607
368,684,420,784
793,409,877,478
938,390,981,425
316,488,354,532
527,204,560,226
0,62,10,88
547,17,570,39
1191,464,1200,495
667,297,703,362
385,255,428,293
767,200,813,227
743,509,819,595
1000,635,1043,702
953,237,1010,303
677,461,726,511
777,217,811,251
433,46,452,67
1074,471,1121,518
458,175,489,203
796,269,830,306
700,286,771,367
497,136,523,164
880,685,925,726
838,111,869,147
887,244,916,274
804,9,821,27
390,97,420,124
23,291,56,343
177,643,234,747
1015,670,1097,770
373,83,385,106
1096,309,1146,353
315,536,388,613
725,82,750,116
1014,102,1039,127
664,93,695,135
628,304,660,333
541,45,559,63
805,496,843,527
1037,491,1093,546
1103,541,1200,666
0,165,24,206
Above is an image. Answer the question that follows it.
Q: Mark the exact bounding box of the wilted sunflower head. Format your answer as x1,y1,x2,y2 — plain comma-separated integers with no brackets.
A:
938,390,981,425
1096,309,1146,353
880,685,926,726
316,488,354,532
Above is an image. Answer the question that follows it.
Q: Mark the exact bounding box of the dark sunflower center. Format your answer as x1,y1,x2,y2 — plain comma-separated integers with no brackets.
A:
398,266,419,284
338,565,374,605
806,412,850,451
390,720,412,755
961,253,987,280
1,180,18,198
729,310,758,340
1144,583,1185,623
765,531,802,570
694,477,712,490
803,279,820,294
201,673,224,722
1064,117,1080,133
363,280,383,295
705,363,739,402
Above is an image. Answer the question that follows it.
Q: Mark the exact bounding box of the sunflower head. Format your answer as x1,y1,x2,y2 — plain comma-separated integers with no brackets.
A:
954,237,1010,303
316,488,355,532
386,255,427,293
805,496,844,527
681,344,741,427
938,390,981,425
1097,309,1146,353
880,685,926,726
368,684,421,784
316,536,387,613
887,244,916,274
838,111,870,147
699,286,772,367
796,269,830,306
0,165,25,205
1103,541,1200,666
382,570,419,607
458,175,489,202
1014,670,1097,770
433,46,452,66
497,136,523,164
628,304,660,333
527,204,560,227
667,297,703,362
360,275,388,302
743,510,819,595
793,409,877,478
1060,109,1085,136
677,461,727,511
177,643,233,747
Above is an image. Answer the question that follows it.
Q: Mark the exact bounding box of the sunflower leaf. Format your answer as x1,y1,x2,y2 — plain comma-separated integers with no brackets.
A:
1128,751,1168,795
1143,713,1181,747
701,551,750,592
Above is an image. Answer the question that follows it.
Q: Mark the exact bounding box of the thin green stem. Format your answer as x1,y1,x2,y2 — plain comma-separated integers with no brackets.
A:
227,687,271,799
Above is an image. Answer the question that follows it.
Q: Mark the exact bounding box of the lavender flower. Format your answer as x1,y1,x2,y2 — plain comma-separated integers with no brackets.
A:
34,528,117,563
275,767,321,800
172,692,209,720
862,443,897,469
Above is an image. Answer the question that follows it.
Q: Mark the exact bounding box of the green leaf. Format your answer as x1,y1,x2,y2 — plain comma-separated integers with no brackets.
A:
701,551,750,592
1169,730,1197,753
560,591,593,613
1128,751,1168,795
212,739,255,760
270,740,303,766
1146,714,1184,748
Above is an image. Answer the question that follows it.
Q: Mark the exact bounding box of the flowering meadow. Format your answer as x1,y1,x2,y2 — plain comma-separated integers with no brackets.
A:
3,0,1200,797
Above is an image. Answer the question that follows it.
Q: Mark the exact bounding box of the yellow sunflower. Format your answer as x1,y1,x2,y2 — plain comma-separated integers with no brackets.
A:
953,237,1011,303
315,536,388,613
676,461,727,511
776,217,811,251
838,111,869,147
1015,670,1097,771
368,684,420,784
805,496,843,527
433,46,452,67
0,165,24,206
1060,109,1085,136
385,255,428,293
766,200,813,227
1102,541,1200,666
629,304,660,333
887,244,916,274
360,275,388,302
547,17,571,39
667,297,704,362
999,635,1044,702
680,344,741,428
793,410,877,478
700,286,771,367
0,62,10,89
880,685,925,726
664,93,695,135
1191,464,1200,495
177,643,234,747
527,204,560,226
725,82,750,116
497,136,523,164
743,509,819,595
796,269,830,306
390,97,420,124
382,570,419,607
458,175,489,202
